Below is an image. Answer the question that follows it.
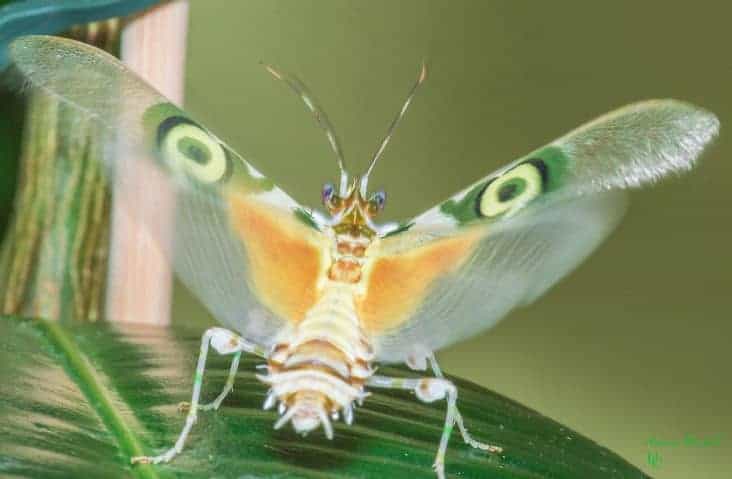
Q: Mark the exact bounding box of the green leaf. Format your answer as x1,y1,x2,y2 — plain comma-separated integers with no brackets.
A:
0,317,651,478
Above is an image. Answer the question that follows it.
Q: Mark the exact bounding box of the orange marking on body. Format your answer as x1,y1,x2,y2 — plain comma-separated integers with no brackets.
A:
357,231,481,334
337,243,350,255
291,339,350,364
329,258,362,283
337,241,367,258
228,194,325,323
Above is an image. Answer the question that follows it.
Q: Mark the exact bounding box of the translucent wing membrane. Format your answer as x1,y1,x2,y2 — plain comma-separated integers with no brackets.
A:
10,35,326,344
367,192,627,362
366,100,718,362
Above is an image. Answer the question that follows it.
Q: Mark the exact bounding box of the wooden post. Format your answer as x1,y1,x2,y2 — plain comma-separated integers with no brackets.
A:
105,1,189,325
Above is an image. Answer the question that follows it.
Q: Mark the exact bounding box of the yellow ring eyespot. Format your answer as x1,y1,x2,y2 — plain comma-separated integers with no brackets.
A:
158,117,230,184
478,161,544,217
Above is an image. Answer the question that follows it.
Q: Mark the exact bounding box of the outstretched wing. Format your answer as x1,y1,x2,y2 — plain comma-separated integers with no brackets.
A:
359,100,719,363
10,35,330,344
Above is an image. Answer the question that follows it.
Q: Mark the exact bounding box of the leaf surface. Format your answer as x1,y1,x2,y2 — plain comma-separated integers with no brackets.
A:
0,317,651,478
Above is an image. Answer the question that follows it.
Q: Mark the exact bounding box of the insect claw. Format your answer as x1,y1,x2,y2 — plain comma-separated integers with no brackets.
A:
357,392,371,406
343,404,354,425
262,390,276,410
278,402,287,415
319,409,334,440
130,456,152,465
274,407,297,430
255,373,272,384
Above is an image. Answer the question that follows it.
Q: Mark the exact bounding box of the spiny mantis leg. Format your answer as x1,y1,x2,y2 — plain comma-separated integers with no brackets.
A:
184,348,241,412
425,352,502,453
131,327,266,465
366,374,462,479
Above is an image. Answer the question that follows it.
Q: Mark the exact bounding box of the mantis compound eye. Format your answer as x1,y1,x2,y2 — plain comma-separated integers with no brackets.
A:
322,182,335,205
367,190,386,216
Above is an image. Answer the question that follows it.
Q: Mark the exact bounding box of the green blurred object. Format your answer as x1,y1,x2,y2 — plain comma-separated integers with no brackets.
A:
0,0,161,67
0,316,652,478
0,82,111,323
0,88,21,237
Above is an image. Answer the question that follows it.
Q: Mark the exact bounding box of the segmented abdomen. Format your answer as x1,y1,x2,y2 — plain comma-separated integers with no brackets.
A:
258,278,374,435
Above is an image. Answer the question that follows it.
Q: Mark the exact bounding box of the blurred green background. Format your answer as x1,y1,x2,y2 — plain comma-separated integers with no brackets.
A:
173,1,730,478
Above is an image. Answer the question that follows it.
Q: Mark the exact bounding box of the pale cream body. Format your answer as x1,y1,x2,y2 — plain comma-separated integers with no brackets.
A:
258,229,377,437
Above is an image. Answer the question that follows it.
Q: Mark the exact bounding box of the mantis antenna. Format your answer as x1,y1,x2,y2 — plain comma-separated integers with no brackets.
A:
360,62,427,195
264,63,350,194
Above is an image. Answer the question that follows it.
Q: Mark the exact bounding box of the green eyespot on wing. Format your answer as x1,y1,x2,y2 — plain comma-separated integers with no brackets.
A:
142,102,278,194
157,115,233,184
372,100,718,363
439,147,568,226
144,102,231,186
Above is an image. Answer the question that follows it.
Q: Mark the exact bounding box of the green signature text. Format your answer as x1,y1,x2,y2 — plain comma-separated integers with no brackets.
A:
646,434,725,469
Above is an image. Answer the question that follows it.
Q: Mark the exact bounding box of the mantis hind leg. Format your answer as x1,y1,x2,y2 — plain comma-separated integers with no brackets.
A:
180,350,242,413
368,365,502,478
425,353,502,453
131,327,265,465
366,375,461,479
